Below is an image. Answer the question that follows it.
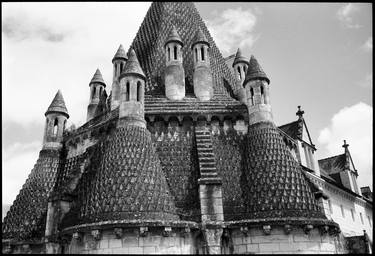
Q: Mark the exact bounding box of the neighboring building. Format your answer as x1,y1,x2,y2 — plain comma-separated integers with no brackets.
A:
2,2,372,254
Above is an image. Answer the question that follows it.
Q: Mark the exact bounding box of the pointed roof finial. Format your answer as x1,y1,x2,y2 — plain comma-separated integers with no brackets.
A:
45,90,69,118
119,48,146,80
296,105,305,119
232,48,249,67
90,68,106,87
165,25,183,47
112,44,127,63
244,55,270,85
191,27,209,49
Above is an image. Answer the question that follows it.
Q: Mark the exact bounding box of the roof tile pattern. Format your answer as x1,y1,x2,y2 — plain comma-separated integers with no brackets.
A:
278,120,302,140
244,55,270,85
62,125,180,226
242,122,325,219
129,2,237,95
165,25,183,46
120,48,146,79
2,149,61,241
90,69,106,86
45,90,69,117
112,44,127,62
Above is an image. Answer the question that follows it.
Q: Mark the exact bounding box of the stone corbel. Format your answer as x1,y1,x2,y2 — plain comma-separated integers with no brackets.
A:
284,224,292,235
182,227,191,237
263,225,271,235
304,224,314,234
162,226,172,237
114,228,123,239
140,226,149,237
91,229,101,241
240,226,249,236
72,232,82,242
319,225,329,235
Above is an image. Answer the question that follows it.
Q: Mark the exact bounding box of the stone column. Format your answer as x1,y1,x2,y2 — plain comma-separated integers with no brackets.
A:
203,228,223,254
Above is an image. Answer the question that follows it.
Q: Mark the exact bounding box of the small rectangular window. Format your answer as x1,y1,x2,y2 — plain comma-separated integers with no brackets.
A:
368,216,372,227
360,213,364,224
341,205,345,218
328,200,333,214
351,209,355,222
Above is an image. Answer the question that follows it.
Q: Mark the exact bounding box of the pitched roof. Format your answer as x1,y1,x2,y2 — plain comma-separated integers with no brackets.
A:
244,55,270,85
119,48,146,80
165,25,183,47
242,121,326,219
278,120,302,140
232,48,248,67
89,68,106,87
318,154,346,175
191,28,209,48
45,90,69,118
112,44,127,63
129,2,237,96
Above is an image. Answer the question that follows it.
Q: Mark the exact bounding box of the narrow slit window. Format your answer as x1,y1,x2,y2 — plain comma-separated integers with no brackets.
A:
137,81,141,101
351,209,355,221
120,63,123,73
99,87,103,97
168,47,170,61
201,47,205,61
260,85,264,95
328,200,333,214
174,46,177,60
126,82,130,101
53,118,58,136
243,66,247,74
92,87,96,99
341,205,345,218
195,48,198,62
250,87,254,97
360,213,364,224
237,66,241,80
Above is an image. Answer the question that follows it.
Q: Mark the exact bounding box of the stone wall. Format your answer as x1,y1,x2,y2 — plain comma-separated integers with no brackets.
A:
64,228,197,254
229,226,346,254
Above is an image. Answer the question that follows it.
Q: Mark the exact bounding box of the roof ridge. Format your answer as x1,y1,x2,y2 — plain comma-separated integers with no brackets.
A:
318,153,346,162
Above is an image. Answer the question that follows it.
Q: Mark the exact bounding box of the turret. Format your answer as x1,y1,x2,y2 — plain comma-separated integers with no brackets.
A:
111,45,127,110
87,69,106,122
232,48,249,103
164,25,185,100
43,90,69,149
192,28,213,101
243,55,272,125
118,48,146,128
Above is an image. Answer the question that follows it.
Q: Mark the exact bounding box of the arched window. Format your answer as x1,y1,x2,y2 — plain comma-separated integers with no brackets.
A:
195,48,198,62
137,81,141,101
237,66,241,80
126,82,130,101
120,62,124,73
174,46,177,60
201,47,205,61
53,118,58,136
168,47,170,61
260,85,264,95
92,87,96,99
250,87,254,97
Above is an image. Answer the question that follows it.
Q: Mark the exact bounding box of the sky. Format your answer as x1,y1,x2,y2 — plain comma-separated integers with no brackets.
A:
2,2,372,206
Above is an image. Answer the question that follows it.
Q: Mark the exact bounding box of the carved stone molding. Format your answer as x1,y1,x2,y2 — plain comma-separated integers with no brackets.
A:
140,226,149,237
114,228,123,239
263,225,271,235
240,226,249,236
304,224,314,234
284,224,292,235
91,229,101,241
162,226,172,237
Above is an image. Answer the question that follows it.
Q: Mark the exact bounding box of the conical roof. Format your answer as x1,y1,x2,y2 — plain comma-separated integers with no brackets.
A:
89,68,106,87
164,25,183,47
232,48,249,67
119,48,146,80
129,2,237,95
244,55,270,84
242,121,326,220
112,44,127,63
61,125,180,226
191,28,209,49
45,90,69,118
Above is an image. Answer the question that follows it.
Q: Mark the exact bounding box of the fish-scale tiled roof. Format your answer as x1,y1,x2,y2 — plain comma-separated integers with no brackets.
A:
120,48,145,80
2,149,61,241
129,2,237,96
242,121,326,219
61,125,180,227
45,90,69,118
165,25,183,47
192,28,209,48
244,55,270,85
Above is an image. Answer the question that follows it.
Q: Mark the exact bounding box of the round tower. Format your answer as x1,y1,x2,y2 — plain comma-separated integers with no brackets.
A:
43,90,69,149
164,25,185,100
243,55,272,125
192,28,213,101
118,48,146,128
111,44,127,110
232,48,249,103
87,69,106,122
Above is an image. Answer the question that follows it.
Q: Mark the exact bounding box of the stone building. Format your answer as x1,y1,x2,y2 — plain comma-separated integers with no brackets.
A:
2,2,372,254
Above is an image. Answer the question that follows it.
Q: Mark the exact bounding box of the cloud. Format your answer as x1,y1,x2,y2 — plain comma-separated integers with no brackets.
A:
336,3,362,29
318,102,373,189
206,7,259,56
358,73,372,89
361,36,372,52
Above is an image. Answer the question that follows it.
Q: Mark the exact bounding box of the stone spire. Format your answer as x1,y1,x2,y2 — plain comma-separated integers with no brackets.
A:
232,48,249,67
45,90,69,118
120,48,146,80
164,25,183,47
191,27,209,49
112,44,127,63
244,55,270,85
90,68,106,87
